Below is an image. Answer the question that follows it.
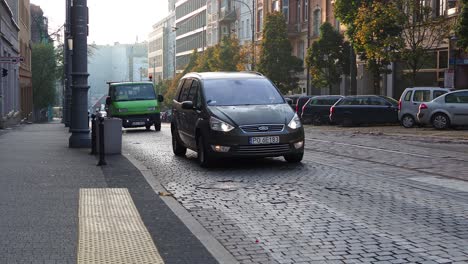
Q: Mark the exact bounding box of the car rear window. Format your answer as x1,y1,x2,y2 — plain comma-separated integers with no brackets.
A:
203,78,284,106
433,90,447,99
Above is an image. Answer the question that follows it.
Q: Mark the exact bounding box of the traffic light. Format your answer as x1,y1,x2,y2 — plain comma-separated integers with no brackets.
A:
1,68,7,77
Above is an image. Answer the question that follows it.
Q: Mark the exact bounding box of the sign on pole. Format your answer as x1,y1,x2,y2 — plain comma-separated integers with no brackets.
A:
0,57,24,64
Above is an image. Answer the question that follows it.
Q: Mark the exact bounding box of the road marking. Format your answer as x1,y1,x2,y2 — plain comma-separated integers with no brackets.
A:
78,188,164,264
409,177,468,193
306,138,435,159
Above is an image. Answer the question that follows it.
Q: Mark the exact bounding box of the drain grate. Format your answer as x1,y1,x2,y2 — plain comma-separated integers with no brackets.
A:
78,188,164,264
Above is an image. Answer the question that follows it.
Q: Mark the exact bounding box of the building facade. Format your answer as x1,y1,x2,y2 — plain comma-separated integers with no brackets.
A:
0,0,21,128
175,0,207,70
148,13,176,81
19,0,32,121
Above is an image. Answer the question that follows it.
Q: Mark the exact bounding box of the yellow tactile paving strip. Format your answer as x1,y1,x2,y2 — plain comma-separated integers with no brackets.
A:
78,188,164,264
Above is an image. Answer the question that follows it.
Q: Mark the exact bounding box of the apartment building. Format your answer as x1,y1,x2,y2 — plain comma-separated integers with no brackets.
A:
175,0,207,71
19,0,32,122
0,0,21,128
149,13,176,81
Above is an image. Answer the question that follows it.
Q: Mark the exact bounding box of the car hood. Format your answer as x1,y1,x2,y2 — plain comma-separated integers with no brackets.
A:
208,104,295,126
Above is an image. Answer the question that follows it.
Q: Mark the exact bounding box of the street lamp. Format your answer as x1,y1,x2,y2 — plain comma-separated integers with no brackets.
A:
230,0,255,70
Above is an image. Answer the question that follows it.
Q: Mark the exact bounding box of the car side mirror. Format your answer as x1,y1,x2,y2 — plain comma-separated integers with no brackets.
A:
181,101,194,110
158,95,164,102
105,96,111,105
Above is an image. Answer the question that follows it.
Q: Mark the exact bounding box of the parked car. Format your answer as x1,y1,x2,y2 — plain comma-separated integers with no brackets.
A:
171,72,305,167
301,95,343,125
330,95,399,126
285,95,311,117
417,89,468,129
398,87,451,128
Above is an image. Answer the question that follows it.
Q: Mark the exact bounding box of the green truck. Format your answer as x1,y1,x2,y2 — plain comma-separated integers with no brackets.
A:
105,81,164,131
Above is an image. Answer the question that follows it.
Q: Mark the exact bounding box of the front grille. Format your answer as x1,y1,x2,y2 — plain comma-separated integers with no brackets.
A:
233,144,290,154
240,124,284,133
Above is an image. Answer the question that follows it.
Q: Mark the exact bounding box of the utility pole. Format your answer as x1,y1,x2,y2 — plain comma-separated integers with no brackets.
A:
69,0,91,148
63,0,72,127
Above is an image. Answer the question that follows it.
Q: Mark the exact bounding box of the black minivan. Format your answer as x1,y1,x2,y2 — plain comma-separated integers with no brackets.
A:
171,72,305,167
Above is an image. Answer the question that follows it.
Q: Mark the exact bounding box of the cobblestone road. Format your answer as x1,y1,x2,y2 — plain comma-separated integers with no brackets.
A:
123,124,468,264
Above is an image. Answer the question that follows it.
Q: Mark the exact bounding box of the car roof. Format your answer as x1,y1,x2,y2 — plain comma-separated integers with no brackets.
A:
183,72,265,80
109,81,153,86
403,87,451,90
311,95,343,99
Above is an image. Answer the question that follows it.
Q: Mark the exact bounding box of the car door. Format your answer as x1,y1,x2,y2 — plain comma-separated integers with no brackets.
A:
445,91,468,125
184,79,201,149
177,78,193,145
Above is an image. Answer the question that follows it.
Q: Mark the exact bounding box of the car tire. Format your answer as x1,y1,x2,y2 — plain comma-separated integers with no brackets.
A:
431,113,450,130
401,114,415,128
312,114,322,126
284,152,304,163
172,131,187,156
155,122,161,131
145,125,151,131
197,136,214,167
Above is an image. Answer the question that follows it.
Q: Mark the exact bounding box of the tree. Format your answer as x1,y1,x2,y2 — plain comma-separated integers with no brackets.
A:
213,36,241,71
354,1,404,94
306,22,349,94
457,0,468,51
398,0,451,86
32,43,57,109
258,12,303,94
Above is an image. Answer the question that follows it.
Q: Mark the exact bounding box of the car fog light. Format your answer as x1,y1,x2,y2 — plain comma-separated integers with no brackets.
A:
294,141,304,149
211,145,230,152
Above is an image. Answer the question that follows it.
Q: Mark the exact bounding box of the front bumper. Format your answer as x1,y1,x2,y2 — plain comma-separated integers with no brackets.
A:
119,114,160,128
202,126,305,158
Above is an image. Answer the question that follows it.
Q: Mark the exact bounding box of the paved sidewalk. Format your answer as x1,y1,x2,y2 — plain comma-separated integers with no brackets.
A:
0,122,218,264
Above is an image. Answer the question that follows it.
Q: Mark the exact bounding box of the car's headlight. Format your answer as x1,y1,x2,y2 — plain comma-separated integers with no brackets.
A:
210,116,235,132
118,108,128,113
288,113,302,129
147,107,156,111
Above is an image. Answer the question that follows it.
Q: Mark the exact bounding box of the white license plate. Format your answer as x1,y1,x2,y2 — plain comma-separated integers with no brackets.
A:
132,122,145,125
249,136,280,145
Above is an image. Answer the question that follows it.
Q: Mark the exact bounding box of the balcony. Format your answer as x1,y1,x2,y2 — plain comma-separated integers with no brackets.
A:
219,7,237,23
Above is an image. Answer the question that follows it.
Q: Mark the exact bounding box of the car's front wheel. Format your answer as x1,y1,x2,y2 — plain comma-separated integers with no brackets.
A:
401,114,415,128
172,131,186,156
284,152,304,163
432,113,450,130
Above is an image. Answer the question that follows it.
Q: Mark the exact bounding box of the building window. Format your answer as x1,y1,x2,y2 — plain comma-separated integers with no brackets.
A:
241,21,244,38
272,0,280,11
257,9,263,32
313,9,321,36
282,0,289,22
246,19,250,37
297,0,301,23
304,0,308,21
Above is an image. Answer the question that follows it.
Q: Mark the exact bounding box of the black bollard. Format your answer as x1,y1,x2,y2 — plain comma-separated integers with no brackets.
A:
90,113,97,155
97,116,107,166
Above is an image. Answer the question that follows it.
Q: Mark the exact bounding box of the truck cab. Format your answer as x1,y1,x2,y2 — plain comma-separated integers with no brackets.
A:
106,81,164,131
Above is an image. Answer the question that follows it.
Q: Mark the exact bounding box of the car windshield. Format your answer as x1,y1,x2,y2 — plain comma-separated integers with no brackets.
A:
110,84,156,102
203,78,285,106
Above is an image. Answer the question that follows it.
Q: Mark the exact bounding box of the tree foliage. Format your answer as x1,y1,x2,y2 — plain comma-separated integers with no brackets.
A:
32,43,57,109
257,12,303,94
457,0,468,51
306,22,349,94
397,0,451,86
354,1,404,93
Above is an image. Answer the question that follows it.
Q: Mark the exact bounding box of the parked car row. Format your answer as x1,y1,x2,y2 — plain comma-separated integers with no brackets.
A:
286,87,468,129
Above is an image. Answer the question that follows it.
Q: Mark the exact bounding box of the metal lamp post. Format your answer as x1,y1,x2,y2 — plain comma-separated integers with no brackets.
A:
69,0,91,148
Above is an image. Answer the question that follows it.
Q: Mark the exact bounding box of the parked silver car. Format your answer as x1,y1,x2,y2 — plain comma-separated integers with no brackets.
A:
417,89,468,129
398,87,450,128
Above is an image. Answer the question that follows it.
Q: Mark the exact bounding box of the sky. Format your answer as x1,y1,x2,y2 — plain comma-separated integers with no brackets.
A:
30,0,169,45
